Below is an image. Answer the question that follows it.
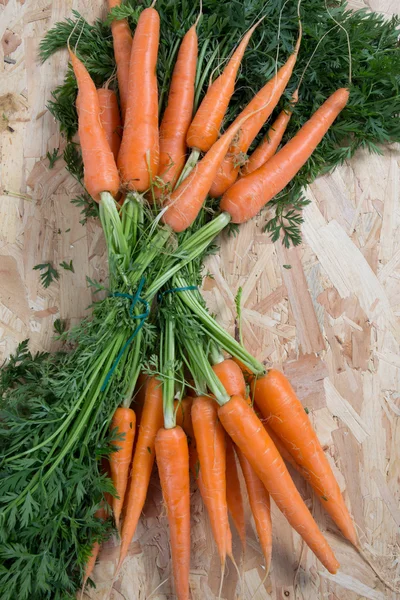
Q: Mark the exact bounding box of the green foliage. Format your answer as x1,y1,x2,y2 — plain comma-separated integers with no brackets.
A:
46,148,62,169
33,263,59,289
60,260,75,273
54,318,67,336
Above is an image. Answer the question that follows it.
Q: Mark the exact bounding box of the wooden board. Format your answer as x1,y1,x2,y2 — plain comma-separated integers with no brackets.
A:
1,1,400,598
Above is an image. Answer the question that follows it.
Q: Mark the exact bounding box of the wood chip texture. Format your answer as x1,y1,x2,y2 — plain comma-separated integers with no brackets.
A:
1,1,399,598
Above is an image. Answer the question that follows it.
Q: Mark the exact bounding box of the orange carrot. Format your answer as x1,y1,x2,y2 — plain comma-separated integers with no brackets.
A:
156,25,198,198
186,21,260,153
252,369,357,546
155,426,190,600
117,377,163,571
236,447,272,572
221,87,350,222
209,36,301,198
69,50,120,200
109,407,136,529
118,8,160,192
97,88,121,161
218,395,340,574
212,358,246,397
241,89,298,176
191,395,230,565
108,0,133,122
225,435,246,549
81,502,108,591
175,396,194,439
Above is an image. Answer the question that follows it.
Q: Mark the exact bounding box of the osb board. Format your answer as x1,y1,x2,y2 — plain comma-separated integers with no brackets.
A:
1,1,400,598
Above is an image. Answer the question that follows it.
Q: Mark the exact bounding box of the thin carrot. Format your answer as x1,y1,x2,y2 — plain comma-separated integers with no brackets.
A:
209,35,301,198
186,21,260,153
236,447,272,573
252,369,358,546
81,502,108,594
156,24,198,198
108,0,133,122
116,377,163,572
220,87,350,223
69,50,120,200
225,435,246,550
218,395,340,574
155,426,190,600
191,395,230,565
97,88,121,162
212,358,246,398
175,396,194,439
109,406,136,529
241,89,298,176
117,7,160,192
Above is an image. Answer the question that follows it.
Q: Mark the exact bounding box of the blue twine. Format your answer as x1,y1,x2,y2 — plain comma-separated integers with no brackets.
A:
101,277,149,392
158,285,198,302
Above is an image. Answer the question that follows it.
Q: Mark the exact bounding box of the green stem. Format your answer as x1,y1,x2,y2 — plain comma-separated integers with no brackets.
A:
175,148,201,188
184,334,229,406
209,342,224,365
162,308,176,429
128,227,171,289
174,275,265,376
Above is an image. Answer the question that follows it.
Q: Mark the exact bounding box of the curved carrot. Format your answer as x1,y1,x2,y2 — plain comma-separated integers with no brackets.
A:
236,447,272,573
221,87,349,222
252,370,357,546
156,25,198,198
118,8,160,192
109,407,136,529
191,395,230,565
218,395,340,574
241,89,298,176
209,37,301,198
97,88,121,161
108,0,133,122
117,377,163,571
155,426,190,600
212,359,246,398
186,21,260,153
69,50,120,200
225,435,246,550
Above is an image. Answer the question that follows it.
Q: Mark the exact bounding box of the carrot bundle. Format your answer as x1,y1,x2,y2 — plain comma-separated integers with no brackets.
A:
253,370,358,546
118,7,160,192
221,87,350,222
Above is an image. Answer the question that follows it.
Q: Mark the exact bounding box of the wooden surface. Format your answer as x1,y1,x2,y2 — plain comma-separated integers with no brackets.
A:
1,1,400,598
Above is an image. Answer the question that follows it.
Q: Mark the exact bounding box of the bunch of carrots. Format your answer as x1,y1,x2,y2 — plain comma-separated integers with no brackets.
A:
19,0,389,597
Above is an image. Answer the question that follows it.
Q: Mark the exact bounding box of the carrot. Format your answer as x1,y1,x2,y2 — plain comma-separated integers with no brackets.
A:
225,435,246,550
175,396,194,439
236,447,272,573
218,395,339,574
97,88,121,162
69,50,120,200
109,406,136,529
209,36,301,198
156,24,198,198
186,21,260,153
191,395,230,565
241,89,299,176
117,7,160,193
155,426,190,600
252,370,357,546
117,377,163,572
212,358,246,398
108,0,133,122
81,502,109,593
220,87,350,222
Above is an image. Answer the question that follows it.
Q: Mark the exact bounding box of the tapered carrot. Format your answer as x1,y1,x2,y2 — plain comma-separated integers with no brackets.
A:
252,370,357,546
156,25,198,198
175,396,194,439
236,447,272,573
221,87,350,222
241,89,298,176
97,88,121,162
109,407,136,529
212,359,246,398
81,502,109,593
69,50,120,200
116,377,163,572
118,7,160,192
209,36,301,198
186,21,260,153
108,0,132,122
218,395,339,574
191,395,230,565
225,435,246,549
155,426,190,600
